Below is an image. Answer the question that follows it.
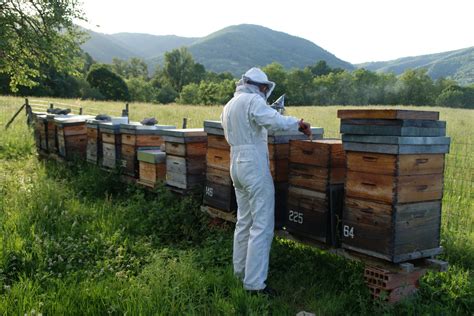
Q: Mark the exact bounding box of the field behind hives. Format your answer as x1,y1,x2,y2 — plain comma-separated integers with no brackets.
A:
0,96,473,315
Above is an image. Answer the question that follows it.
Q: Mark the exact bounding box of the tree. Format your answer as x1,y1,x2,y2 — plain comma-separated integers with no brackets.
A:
308,60,332,77
177,79,234,105
285,68,314,105
163,47,202,92
127,77,156,102
112,57,149,79
205,71,234,82
177,83,200,104
0,0,86,91
397,69,436,105
436,84,474,108
86,65,130,101
263,62,287,103
352,68,382,104
155,84,178,104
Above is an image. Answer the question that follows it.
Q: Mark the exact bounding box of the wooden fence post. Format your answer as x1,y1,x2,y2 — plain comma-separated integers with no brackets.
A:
25,98,33,126
5,100,26,129
182,118,188,129
122,103,129,117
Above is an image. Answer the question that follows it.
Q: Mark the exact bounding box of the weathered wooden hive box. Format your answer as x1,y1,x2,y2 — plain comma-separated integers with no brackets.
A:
338,109,450,263
137,149,167,188
160,128,208,190
54,115,93,161
268,127,324,228
100,122,122,169
86,119,106,164
33,113,49,152
286,139,346,245
202,120,236,212
120,123,176,177
46,114,60,154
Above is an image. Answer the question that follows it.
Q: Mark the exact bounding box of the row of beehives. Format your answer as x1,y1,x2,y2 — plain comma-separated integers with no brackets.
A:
32,109,450,264
203,109,451,264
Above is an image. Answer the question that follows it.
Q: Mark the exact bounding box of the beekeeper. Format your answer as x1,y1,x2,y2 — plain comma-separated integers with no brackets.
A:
221,67,311,295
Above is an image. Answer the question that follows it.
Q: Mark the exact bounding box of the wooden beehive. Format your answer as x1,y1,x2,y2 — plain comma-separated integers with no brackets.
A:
46,114,58,154
268,128,325,229
267,128,324,183
54,115,92,161
100,122,122,169
161,128,208,190
137,149,166,188
203,121,235,212
342,151,446,262
86,119,104,164
338,109,450,263
203,167,237,211
286,139,345,245
342,198,442,262
34,114,48,152
120,123,175,177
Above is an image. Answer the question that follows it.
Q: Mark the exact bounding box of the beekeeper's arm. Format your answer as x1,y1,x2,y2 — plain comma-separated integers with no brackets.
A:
249,96,310,134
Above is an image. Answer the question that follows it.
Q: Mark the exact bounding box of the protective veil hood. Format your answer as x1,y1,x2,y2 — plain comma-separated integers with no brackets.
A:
242,67,276,99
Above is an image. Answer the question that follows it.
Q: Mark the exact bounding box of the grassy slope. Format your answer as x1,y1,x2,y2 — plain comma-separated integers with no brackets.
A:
0,96,473,315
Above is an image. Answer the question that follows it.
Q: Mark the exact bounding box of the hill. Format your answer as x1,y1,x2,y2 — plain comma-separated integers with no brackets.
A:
358,47,474,85
110,33,198,59
81,29,197,63
81,24,354,75
80,29,137,63
185,24,354,75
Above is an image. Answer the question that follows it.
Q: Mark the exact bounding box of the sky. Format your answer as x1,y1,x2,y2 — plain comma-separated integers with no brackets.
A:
77,0,474,64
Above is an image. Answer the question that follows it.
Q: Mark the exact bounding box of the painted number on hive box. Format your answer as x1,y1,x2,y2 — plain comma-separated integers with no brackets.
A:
343,225,355,239
288,210,304,224
205,186,213,197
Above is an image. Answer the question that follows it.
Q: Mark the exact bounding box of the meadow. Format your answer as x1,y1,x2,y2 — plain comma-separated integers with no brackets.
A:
0,96,473,315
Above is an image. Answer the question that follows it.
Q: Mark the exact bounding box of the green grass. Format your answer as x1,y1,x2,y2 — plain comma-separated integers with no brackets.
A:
0,96,473,315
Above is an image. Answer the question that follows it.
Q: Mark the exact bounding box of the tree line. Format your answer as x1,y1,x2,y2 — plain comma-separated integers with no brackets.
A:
1,1,472,108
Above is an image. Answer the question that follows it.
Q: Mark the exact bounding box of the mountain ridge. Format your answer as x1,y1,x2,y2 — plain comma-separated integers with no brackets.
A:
81,24,354,76
357,46,474,85
80,24,473,84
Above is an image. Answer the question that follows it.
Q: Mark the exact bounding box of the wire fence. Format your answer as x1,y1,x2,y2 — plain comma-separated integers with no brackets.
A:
28,98,126,117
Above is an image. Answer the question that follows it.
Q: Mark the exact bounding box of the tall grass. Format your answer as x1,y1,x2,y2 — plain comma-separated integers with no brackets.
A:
1,96,473,315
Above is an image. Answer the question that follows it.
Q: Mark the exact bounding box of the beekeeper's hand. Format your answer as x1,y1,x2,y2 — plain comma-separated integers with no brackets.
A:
298,119,312,136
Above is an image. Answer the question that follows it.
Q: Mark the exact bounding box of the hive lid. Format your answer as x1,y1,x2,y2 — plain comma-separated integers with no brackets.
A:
47,113,73,120
159,128,207,137
203,120,224,135
268,127,324,136
342,142,450,154
337,109,439,121
54,115,94,125
98,121,121,132
137,149,166,163
342,135,451,145
32,111,48,116
340,121,446,137
86,119,107,128
120,122,176,134
293,138,342,145
120,122,175,130
203,120,223,129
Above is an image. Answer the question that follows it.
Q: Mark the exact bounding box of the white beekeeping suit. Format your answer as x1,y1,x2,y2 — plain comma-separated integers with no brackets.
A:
221,67,309,292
